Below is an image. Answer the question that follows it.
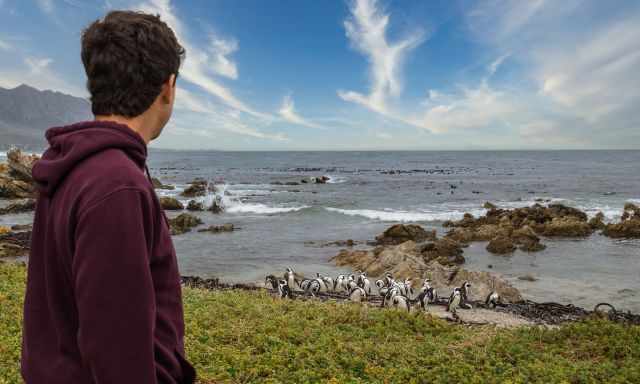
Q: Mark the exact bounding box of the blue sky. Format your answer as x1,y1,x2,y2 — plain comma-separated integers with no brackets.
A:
1,0,639,150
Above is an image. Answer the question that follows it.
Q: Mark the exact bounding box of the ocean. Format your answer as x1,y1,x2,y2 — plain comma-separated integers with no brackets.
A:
2,150,639,311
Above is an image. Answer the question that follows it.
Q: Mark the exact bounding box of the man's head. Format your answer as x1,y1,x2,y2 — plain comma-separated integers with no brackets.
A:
81,11,185,142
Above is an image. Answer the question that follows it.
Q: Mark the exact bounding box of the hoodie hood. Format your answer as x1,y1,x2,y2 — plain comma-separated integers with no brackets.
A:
32,120,148,196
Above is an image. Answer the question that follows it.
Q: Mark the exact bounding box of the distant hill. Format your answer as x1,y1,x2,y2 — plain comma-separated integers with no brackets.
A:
0,84,91,150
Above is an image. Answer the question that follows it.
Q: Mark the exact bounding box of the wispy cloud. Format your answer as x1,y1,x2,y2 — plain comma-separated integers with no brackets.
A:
278,94,324,129
208,34,238,79
338,0,425,115
36,0,54,14
0,57,86,96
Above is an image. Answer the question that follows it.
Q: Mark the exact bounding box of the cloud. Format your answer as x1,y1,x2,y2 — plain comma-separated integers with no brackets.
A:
135,0,270,119
487,53,510,77
0,57,86,96
0,38,11,51
278,94,324,129
36,0,54,14
338,0,425,114
209,35,238,79
25,57,53,75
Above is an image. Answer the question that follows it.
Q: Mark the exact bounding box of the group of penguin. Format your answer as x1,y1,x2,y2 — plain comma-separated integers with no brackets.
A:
265,268,502,315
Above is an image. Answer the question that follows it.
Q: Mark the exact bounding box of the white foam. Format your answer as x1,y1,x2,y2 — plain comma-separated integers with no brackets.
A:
225,203,309,214
325,207,486,222
326,175,348,184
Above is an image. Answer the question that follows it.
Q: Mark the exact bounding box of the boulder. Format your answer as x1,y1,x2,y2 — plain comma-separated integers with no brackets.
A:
181,179,208,197
151,177,175,190
0,150,38,199
7,149,38,182
418,238,465,266
511,225,546,252
197,223,234,233
159,197,184,210
538,217,592,237
588,212,606,230
0,230,30,258
486,236,516,254
483,201,497,210
0,199,36,215
375,224,437,245
445,227,474,244
168,213,203,235
209,198,224,214
186,200,205,211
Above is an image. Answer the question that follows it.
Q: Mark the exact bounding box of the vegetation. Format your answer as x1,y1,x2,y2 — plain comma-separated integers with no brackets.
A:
1,262,639,383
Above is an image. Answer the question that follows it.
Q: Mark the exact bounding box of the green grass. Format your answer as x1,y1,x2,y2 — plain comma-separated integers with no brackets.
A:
2,262,639,383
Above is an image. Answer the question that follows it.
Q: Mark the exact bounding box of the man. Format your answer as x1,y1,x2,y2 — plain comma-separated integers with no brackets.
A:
21,10,196,383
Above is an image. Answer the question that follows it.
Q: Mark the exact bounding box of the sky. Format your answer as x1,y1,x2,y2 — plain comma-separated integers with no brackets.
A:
0,0,639,150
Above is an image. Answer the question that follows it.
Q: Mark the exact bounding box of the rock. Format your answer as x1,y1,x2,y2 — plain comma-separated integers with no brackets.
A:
181,179,208,197
151,177,175,190
10,224,32,231
209,198,224,214
448,268,523,303
375,224,437,245
445,227,474,244
315,176,330,184
518,274,538,282
159,197,184,210
168,213,203,235
486,236,516,254
285,181,299,186
0,230,30,258
418,238,465,266
0,177,34,199
603,218,640,239
186,200,205,211
483,201,497,210
0,199,36,215
511,226,546,252
7,149,38,182
197,223,234,233
588,212,606,230
538,217,592,237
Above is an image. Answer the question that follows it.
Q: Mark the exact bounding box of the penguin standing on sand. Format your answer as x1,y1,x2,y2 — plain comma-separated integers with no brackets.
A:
360,275,372,295
382,285,400,308
375,280,388,297
322,275,335,293
485,291,500,309
265,275,279,290
299,279,311,292
417,278,437,311
315,273,328,293
335,275,346,292
384,272,395,288
284,268,297,290
348,286,367,302
391,295,411,312
277,280,293,299
460,281,473,309
448,288,462,315
305,279,321,296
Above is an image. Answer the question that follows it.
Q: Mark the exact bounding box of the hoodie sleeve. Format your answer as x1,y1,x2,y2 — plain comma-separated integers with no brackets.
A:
72,187,157,384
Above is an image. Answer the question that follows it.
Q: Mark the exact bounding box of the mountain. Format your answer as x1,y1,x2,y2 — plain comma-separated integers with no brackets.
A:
0,84,91,150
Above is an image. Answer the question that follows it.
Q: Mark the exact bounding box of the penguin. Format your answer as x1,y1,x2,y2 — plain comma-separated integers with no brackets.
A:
360,275,372,295
346,279,358,292
384,272,395,288
277,280,293,299
305,279,321,296
391,295,411,312
460,281,473,309
315,273,328,293
375,279,388,296
417,279,437,311
335,275,346,292
284,267,297,290
348,286,367,302
448,288,462,315
265,275,279,290
322,275,335,293
382,286,400,308
485,291,500,309
299,279,312,292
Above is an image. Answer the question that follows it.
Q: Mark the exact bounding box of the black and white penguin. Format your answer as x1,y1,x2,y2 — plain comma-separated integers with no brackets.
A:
375,279,388,296
348,286,367,302
391,295,411,312
397,278,414,299
299,279,312,292
460,281,472,309
382,285,401,308
384,272,395,288
485,291,500,309
322,275,335,293
277,280,293,299
448,288,461,314
315,273,328,293
334,275,347,292
360,275,372,295
265,275,279,290
417,278,437,311
305,279,321,296
284,267,297,290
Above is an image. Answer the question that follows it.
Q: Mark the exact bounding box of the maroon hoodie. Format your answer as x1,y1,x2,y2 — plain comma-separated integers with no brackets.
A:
22,121,196,383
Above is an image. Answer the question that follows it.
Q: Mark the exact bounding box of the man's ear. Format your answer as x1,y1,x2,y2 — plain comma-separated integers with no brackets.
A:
161,74,177,105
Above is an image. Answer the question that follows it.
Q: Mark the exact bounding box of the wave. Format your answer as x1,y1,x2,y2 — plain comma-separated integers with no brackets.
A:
325,207,486,222
325,175,348,184
225,203,309,214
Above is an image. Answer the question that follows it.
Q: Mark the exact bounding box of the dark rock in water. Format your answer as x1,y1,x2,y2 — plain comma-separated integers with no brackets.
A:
0,199,35,214
375,224,437,245
11,223,32,231
538,217,592,237
602,203,640,238
197,223,234,233
169,213,203,235
0,229,30,258
181,179,208,197
483,201,497,210
285,181,299,186
159,196,184,210
151,177,174,190
486,236,516,254
315,176,330,184
418,238,465,266
209,198,224,214
511,226,546,252
588,212,606,230
186,200,205,211
518,274,538,282
7,148,38,182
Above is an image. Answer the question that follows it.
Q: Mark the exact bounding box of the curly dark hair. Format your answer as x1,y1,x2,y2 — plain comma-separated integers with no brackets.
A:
81,10,185,117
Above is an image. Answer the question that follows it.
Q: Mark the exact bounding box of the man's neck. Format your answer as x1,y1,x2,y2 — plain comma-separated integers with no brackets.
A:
94,115,152,144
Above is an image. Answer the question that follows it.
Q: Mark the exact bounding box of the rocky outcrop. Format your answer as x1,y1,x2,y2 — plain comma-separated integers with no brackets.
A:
486,236,516,254
151,177,174,190
168,213,203,235
0,229,30,258
180,179,209,198
197,223,234,233
0,199,36,215
159,197,184,210
602,203,640,238
418,237,465,265
209,198,224,214
0,149,38,199
375,224,437,245
588,212,606,230
186,200,205,211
